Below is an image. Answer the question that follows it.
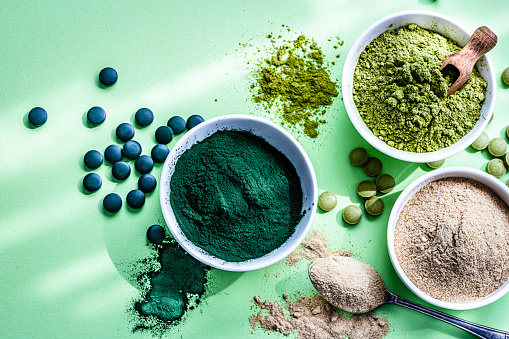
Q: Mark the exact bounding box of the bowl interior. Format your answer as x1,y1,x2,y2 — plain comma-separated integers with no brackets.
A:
342,10,495,163
388,167,509,310
159,114,318,272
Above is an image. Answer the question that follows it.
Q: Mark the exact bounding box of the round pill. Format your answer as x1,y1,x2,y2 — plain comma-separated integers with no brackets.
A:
186,115,204,130
426,160,445,169
167,116,186,134
471,132,489,151
99,67,118,86
135,108,154,127
318,191,337,211
506,126,509,139
104,144,123,164
502,67,509,86
28,107,47,126
86,106,106,125
365,196,384,216
362,157,382,177
103,193,122,213
135,155,154,174
84,150,103,169
155,125,174,144
123,140,142,160
488,138,507,157
83,173,102,192
375,174,395,194
487,159,506,178
503,153,509,168
357,181,377,199
343,205,362,225
349,147,369,167
151,144,169,163
112,161,131,180
147,225,166,244
116,123,135,142
138,173,157,193
127,189,145,209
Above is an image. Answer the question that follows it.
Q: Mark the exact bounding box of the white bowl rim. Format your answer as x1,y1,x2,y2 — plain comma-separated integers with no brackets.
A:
388,166,509,310
342,10,496,163
159,114,318,272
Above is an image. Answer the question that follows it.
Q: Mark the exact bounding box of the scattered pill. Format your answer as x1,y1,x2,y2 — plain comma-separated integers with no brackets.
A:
471,132,489,151
488,138,507,157
167,116,186,134
375,174,395,194
83,173,102,192
123,140,142,160
104,144,123,164
365,196,384,216
186,115,204,130
357,181,377,199
487,159,506,178
503,153,509,168
426,160,445,169
362,157,382,177
99,67,118,86
116,123,135,142
135,155,154,174
318,191,337,211
502,67,509,86
84,150,103,169
138,173,157,193
155,126,174,144
103,193,122,213
127,189,145,209
349,147,369,167
151,144,169,163
86,106,106,125
147,225,165,244
135,108,154,127
112,161,131,180
28,107,47,126
343,205,362,225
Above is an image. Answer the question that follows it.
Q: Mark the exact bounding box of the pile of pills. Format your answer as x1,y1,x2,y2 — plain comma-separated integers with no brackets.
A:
470,128,509,181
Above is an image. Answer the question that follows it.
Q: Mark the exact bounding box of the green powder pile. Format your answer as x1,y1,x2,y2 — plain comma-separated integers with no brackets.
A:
252,35,339,138
353,24,487,153
170,130,303,262
133,242,208,333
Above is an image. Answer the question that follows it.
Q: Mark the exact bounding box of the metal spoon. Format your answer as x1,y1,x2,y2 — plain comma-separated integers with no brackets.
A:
309,257,509,339
440,26,497,96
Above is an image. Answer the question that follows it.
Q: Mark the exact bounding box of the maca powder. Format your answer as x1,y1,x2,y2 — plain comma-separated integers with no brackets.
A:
169,130,304,262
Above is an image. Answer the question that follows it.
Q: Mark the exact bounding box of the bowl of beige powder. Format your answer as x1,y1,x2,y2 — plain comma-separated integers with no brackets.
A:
388,167,509,310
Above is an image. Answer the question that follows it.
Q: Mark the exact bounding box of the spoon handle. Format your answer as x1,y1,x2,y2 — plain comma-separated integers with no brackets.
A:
385,292,509,339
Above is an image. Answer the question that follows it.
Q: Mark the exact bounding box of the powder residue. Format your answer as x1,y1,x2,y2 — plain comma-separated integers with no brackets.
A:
252,34,340,138
309,257,387,314
287,230,351,265
170,130,303,262
250,294,390,339
353,24,487,152
395,177,509,303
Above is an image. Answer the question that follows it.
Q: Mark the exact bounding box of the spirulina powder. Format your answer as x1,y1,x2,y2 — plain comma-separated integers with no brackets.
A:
353,24,487,153
170,130,304,262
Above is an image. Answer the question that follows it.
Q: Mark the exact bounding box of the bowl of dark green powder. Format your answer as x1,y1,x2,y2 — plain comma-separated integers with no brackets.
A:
160,114,318,271
342,10,496,163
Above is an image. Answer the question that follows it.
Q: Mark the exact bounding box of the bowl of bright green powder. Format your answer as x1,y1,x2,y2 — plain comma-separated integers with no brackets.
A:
342,10,496,163
159,114,317,271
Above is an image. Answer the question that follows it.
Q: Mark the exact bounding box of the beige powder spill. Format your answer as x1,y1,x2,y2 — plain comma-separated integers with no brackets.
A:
250,294,389,339
287,230,351,265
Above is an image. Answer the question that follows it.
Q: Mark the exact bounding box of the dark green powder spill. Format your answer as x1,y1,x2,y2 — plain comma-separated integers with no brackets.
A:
170,130,304,262
133,242,208,333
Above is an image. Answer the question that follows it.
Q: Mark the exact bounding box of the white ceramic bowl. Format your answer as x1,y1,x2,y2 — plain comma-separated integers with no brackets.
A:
159,114,318,272
388,167,509,310
342,10,496,163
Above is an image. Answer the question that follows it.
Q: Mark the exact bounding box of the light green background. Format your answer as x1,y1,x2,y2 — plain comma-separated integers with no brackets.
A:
1,0,508,338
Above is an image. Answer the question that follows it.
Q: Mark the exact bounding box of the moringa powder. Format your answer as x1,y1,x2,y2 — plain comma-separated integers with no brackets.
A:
353,24,487,153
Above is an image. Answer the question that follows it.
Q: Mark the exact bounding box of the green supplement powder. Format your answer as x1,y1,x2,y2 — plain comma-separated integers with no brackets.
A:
353,24,487,153
170,130,304,262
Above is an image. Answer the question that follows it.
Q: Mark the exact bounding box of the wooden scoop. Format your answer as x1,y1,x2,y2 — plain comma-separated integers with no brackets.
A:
440,26,497,96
